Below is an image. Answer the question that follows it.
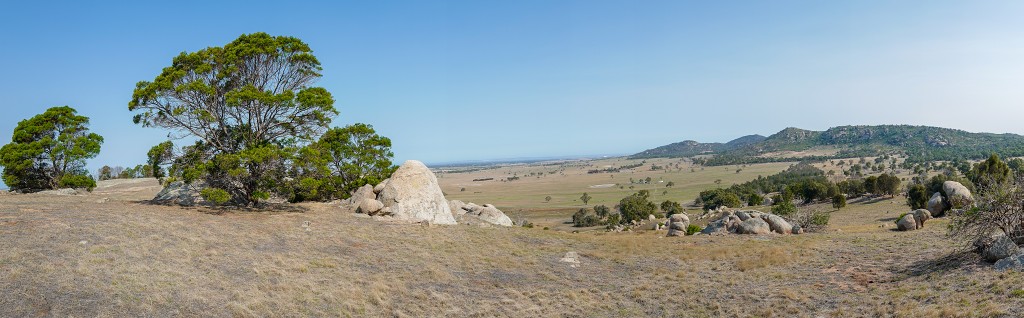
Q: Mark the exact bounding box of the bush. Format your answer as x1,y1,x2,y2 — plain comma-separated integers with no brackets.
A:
697,188,741,210
771,201,796,217
58,174,96,191
685,224,702,235
791,209,831,232
200,188,231,206
906,184,928,209
617,190,657,224
895,213,907,224
831,194,846,209
747,193,763,206
572,208,601,227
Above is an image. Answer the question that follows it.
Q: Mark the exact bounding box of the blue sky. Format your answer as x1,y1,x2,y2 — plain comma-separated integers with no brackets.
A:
1,1,1024,188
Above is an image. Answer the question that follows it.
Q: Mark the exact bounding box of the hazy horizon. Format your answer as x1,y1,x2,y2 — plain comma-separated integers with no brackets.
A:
2,1,1024,188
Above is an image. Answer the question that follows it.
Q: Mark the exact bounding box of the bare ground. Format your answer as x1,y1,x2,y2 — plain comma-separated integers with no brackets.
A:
2,179,1023,317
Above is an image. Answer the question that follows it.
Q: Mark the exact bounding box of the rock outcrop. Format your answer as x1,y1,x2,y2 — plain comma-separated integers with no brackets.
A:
457,203,513,226
761,214,793,234
896,214,917,231
911,209,932,229
943,181,972,208
994,254,1024,271
926,192,945,217
983,235,1020,263
737,218,771,235
376,160,456,225
153,181,203,206
666,214,690,236
349,184,375,205
357,198,384,215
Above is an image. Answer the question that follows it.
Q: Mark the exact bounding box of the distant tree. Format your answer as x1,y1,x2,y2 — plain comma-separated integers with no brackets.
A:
666,181,675,187
771,200,796,216
876,173,901,197
864,176,879,195
572,208,600,227
545,196,552,203
831,194,846,210
617,190,657,223
580,192,592,205
660,200,683,216
594,205,611,218
98,166,113,181
0,106,103,192
697,188,741,210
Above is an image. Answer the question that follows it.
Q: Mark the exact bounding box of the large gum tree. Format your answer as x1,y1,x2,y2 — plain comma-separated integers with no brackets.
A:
129,33,338,204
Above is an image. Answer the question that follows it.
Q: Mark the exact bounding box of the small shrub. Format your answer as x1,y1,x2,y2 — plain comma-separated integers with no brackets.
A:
59,174,96,191
200,188,231,206
791,209,831,232
771,201,796,217
543,227,549,230
685,224,702,235
831,194,846,209
1011,289,1024,298
895,213,907,224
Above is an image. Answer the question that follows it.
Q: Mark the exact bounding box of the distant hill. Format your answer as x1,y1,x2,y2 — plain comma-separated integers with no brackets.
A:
631,125,1024,165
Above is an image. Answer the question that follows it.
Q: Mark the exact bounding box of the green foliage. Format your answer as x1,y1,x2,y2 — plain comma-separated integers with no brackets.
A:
0,106,103,192
200,188,231,206
906,184,928,209
685,224,702,235
572,208,601,227
98,166,113,181
660,200,683,215
876,173,901,197
147,141,174,178
747,193,763,206
58,174,96,191
580,192,592,205
831,194,846,209
895,213,907,224
864,176,878,194
617,190,657,224
634,125,1024,166
837,179,866,198
969,153,1011,189
771,201,797,216
697,188,742,210
594,205,611,218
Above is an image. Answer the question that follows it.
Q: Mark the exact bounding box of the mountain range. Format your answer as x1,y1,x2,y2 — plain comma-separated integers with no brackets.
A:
631,125,1024,165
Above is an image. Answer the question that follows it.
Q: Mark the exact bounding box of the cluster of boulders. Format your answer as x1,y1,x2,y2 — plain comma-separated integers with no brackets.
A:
978,232,1024,271
345,160,513,227
896,181,972,232
666,213,691,236
895,209,933,231
697,210,802,235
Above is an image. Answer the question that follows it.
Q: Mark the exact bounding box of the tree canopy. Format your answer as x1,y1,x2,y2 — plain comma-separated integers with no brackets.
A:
0,106,102,192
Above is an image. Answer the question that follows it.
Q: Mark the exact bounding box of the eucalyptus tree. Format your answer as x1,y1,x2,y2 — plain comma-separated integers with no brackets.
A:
0,106,102,191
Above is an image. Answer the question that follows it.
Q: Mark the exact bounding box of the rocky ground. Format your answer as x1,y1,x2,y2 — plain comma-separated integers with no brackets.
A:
2,179,1023,317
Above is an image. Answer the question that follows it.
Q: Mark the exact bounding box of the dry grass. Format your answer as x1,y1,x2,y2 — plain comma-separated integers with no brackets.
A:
2,175,1024,317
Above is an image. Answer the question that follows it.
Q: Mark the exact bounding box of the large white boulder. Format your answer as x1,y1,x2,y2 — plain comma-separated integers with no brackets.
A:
459,204,513,226
943,181,972,208
376,160,456,225
760,214,793,234
896,214,917,231
737,218,771,235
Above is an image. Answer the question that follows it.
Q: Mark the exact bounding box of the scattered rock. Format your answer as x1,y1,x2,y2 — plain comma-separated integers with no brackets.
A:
373,178,389,194
791,224,803,234
983,235,1020,263
37,188,81,196
911,209,932,229
926,192,945,217
349,184,375,205
357,199,384,215
700,219,728,235
994,253,1024,271
376,160,456,225
737,218,771,235
560,251,581,268
735,211,751,221
896,214,917,231
95,198,109,203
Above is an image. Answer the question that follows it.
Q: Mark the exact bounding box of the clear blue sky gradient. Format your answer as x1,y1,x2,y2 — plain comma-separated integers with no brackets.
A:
1,1,1024,188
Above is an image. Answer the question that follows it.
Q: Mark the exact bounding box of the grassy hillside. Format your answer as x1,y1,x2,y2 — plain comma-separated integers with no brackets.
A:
632,125,1024,165
3,178,1023,317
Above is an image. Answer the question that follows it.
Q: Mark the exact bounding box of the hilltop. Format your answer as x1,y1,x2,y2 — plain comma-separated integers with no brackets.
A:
631,125,1024,165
